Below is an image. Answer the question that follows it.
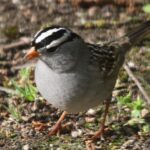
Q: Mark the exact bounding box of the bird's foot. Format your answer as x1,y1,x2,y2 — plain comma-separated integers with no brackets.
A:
48,122,62,136
90,126,105,141
48,111,67,136
85,126,109,150
85,99,110,149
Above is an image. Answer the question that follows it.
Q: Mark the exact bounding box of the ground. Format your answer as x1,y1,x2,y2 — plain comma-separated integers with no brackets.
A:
0,0,150,150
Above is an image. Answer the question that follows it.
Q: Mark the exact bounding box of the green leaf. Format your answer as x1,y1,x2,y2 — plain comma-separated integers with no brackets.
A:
6,102,22,122
143,4,150,13
12,68,37,102
131,109,141,118
126,118,145,125
132,98,144,110
117,93,132,106
23,83,37,101
19,68,31,80
142,124,150,133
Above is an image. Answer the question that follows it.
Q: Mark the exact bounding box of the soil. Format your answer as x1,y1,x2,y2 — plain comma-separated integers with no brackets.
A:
0,0,150,150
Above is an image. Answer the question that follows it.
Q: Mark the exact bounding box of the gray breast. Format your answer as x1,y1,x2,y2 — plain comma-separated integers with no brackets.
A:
35,59,89,112
35,58,116,113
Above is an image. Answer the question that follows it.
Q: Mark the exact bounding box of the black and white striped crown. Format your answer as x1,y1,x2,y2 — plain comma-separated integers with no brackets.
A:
32,26,80,51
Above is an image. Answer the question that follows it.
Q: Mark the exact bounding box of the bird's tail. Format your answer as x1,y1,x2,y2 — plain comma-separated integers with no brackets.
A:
109,20,150,53
127,20,150,45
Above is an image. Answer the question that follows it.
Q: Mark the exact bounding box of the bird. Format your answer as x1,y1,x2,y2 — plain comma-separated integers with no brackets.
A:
25,21,150,144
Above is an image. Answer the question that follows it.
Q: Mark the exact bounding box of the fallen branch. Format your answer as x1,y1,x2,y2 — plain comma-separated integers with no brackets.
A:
0,37,31,51
124,64,150,105
0,86,17,94
12,60,37,70
71,0,142,7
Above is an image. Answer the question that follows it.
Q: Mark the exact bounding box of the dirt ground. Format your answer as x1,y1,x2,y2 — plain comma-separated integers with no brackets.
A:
0,0,150,150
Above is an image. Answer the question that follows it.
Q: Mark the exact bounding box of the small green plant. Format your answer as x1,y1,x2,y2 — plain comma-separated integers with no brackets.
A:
143,4,150,13
131,98,144,118
12,68,37,101
117,93,132,107
5,99,22,122
118,94,144,118
117,93,150,133
19,67,31,80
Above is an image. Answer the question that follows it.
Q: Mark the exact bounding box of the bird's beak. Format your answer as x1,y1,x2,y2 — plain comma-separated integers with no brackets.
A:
25,47,40,60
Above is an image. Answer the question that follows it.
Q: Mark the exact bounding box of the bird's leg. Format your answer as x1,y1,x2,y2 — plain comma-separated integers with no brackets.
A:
91,99,110,140
48,111,67,136
86,99,110,150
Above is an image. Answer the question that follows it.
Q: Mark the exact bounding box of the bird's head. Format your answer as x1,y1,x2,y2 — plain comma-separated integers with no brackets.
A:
25,26,80,60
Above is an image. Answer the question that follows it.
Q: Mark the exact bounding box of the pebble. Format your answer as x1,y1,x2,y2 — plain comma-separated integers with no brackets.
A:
21,116,30,122
12,0,21,5
86,109,96,116
71,129,82,138
141,108,149,118
85,117,96,123
88,6,99,17
120,139,135,149
22,144,30,150
76,118,85,126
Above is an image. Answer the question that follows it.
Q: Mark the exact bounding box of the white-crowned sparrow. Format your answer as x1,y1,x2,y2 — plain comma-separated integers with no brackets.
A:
25,21,150,142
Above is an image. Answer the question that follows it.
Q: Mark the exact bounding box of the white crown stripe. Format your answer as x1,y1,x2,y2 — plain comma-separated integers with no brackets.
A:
34,29,43,39
46,32,70,49
35,28,65,43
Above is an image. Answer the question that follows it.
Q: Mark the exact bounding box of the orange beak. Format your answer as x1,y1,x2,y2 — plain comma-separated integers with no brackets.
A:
25,47,40,60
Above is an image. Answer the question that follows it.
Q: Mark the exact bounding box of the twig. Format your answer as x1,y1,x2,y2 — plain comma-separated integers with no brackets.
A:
12,60,37,70
0,86,17,94
124,64,150,105
0,37,31,50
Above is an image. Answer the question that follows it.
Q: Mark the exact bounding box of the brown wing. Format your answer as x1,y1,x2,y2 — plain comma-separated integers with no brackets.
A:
87,43,124,76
